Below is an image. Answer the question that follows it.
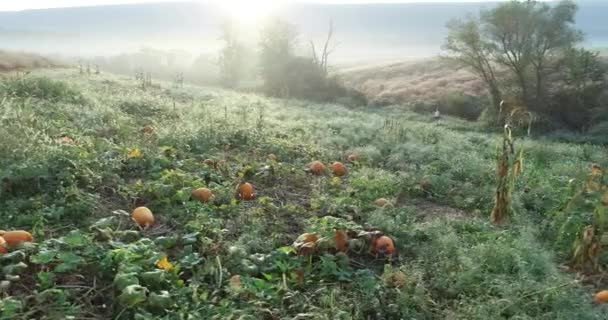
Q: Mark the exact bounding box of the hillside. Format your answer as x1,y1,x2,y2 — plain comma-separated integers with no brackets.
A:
340,58,483,105
0,70,607,318
0,50,64,72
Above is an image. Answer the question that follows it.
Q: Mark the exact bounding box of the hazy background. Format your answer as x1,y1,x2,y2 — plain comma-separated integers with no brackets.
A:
1,1,607,84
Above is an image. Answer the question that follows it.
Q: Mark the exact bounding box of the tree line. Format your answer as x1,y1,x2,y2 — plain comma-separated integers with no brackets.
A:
218,18,366,105
444,0,606,132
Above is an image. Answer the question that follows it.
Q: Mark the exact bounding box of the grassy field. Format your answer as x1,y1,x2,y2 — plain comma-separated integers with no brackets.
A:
0,70,607,319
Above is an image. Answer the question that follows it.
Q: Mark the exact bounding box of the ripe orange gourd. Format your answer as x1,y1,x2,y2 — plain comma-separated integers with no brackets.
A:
192,188,214,203
132,207,155,228
238,183,256,201
0,236,7,254
374,236,396,256
331,162,348,177
2,230,34,246
268,154,278,161
347,154,359,163
309,161,326,175
595,290,608,303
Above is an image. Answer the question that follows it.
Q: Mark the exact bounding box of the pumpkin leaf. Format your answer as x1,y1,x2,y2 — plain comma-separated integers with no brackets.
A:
118,285,148,307
148,291,172,309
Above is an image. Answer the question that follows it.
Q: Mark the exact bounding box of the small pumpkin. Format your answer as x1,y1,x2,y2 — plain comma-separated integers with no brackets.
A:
331,162,348,177
238,183,256,201
334,230,349,252
192,188,214,203
309,161,326,175
293,233,319,255
0,236,7,254
374,236,396,256
595,290,608,303
203,159,215,167
347,154,359,163
375,198,391,207
268,154,278,161
132,207,155,228
2,230,34,246
141,125,155,135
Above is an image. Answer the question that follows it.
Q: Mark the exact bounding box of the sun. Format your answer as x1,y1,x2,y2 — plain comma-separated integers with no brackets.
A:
214,0,281,23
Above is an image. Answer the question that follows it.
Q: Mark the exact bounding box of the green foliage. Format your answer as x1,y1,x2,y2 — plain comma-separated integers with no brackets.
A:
0,70,605,319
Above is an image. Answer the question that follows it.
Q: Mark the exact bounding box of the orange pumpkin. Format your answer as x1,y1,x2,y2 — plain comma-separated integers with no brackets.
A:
2,230,34,246
268,154,278,161
374,236,396,256
375,198,390,207
293,233,319,256
334,230,349,252
141,125,155,134
238,183,256,201
203,159,215,167
192,188,214,203
0,236,7,254
132,207,155,228
595,290,608,303
331,162,348,177
347,154,359,163
309,161,326,175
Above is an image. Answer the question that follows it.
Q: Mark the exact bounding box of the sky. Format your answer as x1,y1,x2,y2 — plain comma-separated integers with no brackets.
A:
0,0,529,12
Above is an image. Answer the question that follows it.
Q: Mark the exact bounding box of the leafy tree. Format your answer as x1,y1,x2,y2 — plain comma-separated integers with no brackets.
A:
444,0,597,129
444,16,502,122
218,20,246,88
258,18,298,97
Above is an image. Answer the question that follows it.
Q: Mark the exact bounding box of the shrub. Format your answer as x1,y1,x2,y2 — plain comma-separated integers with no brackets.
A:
0,77,84,104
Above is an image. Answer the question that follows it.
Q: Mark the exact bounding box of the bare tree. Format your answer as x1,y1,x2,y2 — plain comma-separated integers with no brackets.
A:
310,20,337,75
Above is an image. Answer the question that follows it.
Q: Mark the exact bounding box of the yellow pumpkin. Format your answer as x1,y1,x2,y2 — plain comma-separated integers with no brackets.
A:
0,236,7,254
374,236,396,256
331,162,348,177
595,290,608,303
238,183,256,201
192,188,214,203
2,230,34,246
309,161,326,175
132,207,155,228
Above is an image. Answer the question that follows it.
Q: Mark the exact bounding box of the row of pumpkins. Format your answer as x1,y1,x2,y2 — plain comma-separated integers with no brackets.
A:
131,156,387,228
7,153,608,304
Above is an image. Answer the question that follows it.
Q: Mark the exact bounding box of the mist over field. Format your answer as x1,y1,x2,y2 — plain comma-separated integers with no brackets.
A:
1,1,607,63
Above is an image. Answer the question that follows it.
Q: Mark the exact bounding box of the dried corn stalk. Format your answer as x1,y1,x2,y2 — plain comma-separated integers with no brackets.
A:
490,125,523,225
571,165,608,272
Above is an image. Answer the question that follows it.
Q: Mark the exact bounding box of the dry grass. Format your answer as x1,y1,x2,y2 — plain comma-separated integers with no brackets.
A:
340,57,486,104
0,50,64,72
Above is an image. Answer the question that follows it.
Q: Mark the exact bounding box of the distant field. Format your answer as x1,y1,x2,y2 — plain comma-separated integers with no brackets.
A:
340,58,485,105
0,50,64,72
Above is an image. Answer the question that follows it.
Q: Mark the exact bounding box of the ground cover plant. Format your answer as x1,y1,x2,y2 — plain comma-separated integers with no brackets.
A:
0,70,607,319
